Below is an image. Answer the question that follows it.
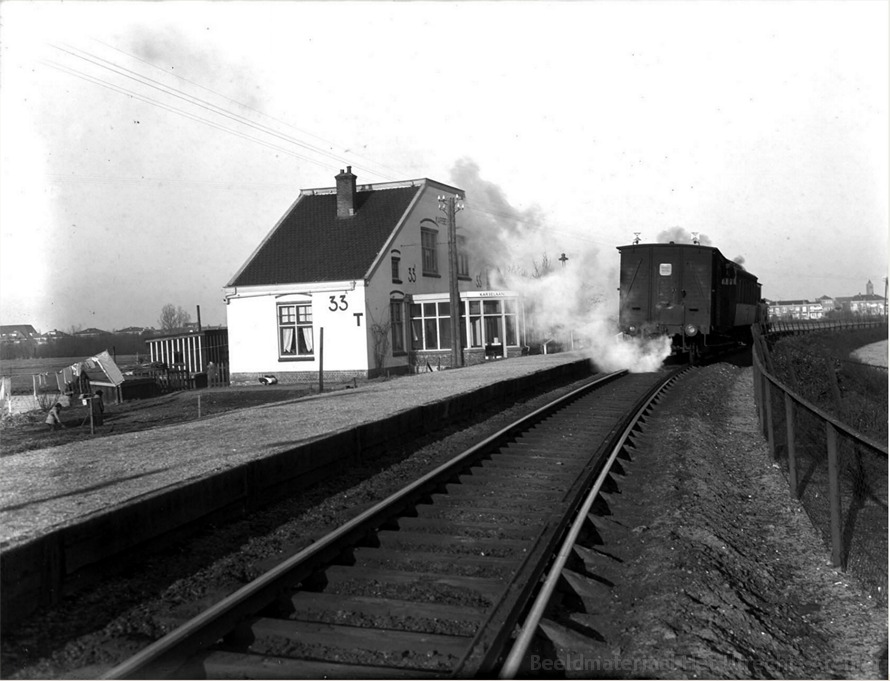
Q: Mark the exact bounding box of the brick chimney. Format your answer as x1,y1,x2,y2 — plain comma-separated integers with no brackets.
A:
336,166,357,218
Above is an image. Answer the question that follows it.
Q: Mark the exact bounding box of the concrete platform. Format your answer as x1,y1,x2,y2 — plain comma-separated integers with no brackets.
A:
1,352,593,627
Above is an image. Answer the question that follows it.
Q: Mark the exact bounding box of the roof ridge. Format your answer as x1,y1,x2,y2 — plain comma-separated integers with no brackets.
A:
302,177,463,197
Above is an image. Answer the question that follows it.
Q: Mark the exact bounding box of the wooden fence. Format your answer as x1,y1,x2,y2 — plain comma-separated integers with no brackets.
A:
751,320,887,603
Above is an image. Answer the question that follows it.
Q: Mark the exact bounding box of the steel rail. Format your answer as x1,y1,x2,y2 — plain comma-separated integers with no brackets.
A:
497,367,686,678
101,369,627,680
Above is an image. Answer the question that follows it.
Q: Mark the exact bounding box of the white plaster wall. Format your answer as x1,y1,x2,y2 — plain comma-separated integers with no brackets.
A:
227,285,370,376
227,293,280,374
311,285,369,372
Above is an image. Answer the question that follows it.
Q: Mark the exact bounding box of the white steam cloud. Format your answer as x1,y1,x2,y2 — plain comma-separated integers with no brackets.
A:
450,159,671,373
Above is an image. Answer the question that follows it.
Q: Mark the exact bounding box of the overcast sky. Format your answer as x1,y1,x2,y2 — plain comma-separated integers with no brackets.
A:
1,1,887,333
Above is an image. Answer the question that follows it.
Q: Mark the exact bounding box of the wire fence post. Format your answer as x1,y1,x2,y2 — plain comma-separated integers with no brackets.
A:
764,378,776,457
784,392,799,498
825,422,843,567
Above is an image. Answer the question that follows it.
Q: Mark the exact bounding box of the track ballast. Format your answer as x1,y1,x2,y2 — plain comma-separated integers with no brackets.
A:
103,367,683,679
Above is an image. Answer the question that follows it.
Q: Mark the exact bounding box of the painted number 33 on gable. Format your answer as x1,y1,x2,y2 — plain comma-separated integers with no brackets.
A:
329,294,349,312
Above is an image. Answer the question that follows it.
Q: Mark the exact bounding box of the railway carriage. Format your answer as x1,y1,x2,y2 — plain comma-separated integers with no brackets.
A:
618,241,764,362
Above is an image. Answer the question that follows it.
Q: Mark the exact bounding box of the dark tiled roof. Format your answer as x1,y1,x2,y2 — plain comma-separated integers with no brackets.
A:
0,324,38,338
230,186,421,287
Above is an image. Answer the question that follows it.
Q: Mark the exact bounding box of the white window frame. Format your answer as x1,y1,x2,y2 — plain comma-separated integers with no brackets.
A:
278,303,314,360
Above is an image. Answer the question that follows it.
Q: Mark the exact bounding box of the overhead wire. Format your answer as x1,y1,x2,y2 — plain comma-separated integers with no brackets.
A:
40,58,342,172
44,38,614,249
49,41,395,181
89,36,409,182
462,203,617,246
43,172,297,189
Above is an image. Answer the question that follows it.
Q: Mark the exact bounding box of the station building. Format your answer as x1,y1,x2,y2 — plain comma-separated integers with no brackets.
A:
224,169,525,384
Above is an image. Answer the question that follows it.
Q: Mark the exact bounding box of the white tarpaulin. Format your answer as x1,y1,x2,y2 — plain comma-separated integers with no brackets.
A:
56,350,126,390
89,350,125,386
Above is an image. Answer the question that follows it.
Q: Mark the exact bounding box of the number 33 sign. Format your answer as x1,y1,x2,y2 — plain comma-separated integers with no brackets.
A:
329,294,364,326
328,294,348,311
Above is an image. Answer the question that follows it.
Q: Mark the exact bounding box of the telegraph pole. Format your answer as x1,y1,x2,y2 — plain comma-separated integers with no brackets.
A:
439,194,464,368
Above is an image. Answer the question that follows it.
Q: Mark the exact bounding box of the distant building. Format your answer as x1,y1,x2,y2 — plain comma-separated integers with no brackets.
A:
116,326,151,335
74,327,110,337
816,295,835,315
768,280,887,320
31,329,71,345
0,324,39,344
836,293,886,317
768,300,824,321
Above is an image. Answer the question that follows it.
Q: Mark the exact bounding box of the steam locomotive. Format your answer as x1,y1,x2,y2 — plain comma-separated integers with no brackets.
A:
617,241,766,362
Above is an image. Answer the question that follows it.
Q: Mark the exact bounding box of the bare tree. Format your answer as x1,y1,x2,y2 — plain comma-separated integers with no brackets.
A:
368,310,392,375
158,304,191,332
532,253,554,279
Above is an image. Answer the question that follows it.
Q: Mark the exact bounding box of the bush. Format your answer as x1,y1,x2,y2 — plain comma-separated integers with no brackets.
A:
769,328,887,442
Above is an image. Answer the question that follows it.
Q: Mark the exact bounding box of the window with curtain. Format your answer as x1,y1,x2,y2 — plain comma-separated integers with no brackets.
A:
278,303,313,359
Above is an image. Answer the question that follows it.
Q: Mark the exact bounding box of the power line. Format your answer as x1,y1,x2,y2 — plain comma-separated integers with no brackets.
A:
50,41,396,182
463,204,615,246
41,58,343,172
45,39,622,248
43,173,297,189
89,37,410,182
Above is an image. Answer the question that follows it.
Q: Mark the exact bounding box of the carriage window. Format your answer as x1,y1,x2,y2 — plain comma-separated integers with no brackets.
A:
659,263,672,276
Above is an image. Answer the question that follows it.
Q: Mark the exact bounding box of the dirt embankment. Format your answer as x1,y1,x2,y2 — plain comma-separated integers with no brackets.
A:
576,364,887,679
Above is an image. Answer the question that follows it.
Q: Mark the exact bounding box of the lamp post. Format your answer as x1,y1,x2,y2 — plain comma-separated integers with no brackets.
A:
439,194,464,368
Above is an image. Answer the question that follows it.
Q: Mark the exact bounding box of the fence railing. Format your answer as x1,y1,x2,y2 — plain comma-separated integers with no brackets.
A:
751,320,887,603
767,316,888,336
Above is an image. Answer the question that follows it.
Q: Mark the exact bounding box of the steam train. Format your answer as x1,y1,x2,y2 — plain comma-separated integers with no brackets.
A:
617,241,766,362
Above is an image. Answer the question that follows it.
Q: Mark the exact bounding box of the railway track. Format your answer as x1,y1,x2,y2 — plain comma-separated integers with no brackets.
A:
102,367,685,679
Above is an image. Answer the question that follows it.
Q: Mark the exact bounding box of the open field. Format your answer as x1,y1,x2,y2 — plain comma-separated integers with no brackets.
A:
0,356,139,394
0,382,329,456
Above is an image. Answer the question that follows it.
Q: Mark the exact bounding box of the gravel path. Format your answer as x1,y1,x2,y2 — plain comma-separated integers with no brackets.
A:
851,340,888,367
0,353,587,548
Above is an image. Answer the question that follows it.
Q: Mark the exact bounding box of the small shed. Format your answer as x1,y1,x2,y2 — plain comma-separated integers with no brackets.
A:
55,350,132,403
145,327,229,387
